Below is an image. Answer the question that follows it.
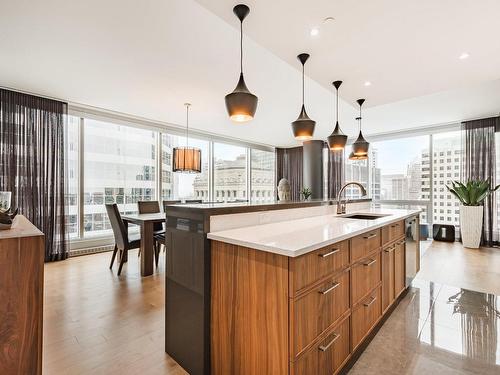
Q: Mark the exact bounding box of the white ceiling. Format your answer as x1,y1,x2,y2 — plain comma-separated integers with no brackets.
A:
0,0,499,148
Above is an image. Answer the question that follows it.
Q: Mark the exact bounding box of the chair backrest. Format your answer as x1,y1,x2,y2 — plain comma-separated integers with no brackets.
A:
138,201,160,214
163,200,182,213
105,204,128,249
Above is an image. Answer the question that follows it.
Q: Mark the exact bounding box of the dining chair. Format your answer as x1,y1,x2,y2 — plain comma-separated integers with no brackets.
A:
105,204,141,276
137,201,163,267
157,200,182,254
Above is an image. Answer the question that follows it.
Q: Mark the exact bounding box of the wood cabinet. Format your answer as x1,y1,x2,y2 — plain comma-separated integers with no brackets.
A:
351,287,382,350
394,239,406,298
211,218,415,375
381,244,396,312
289,239,349,295
351,229,381,262
0,216,44,375
291,270,350,357
291,317,350,375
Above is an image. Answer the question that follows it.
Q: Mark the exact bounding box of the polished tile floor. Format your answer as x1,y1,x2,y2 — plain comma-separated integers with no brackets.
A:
349,242,500,374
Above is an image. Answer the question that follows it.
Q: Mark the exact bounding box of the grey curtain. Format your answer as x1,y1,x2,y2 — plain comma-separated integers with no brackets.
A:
0,89,68,261
276,146,303,201
462,116,500,246
328,149,344,199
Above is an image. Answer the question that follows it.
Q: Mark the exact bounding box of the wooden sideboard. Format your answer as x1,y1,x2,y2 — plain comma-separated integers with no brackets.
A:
0,215,45,375
211,218,412,375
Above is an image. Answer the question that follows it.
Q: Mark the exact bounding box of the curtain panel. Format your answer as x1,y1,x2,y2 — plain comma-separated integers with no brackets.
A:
328,149,345,199
0,89,68,261
462,116,500,246
276,146,303,201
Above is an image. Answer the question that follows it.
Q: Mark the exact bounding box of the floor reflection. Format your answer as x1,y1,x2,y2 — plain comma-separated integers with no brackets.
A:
349,279,500,374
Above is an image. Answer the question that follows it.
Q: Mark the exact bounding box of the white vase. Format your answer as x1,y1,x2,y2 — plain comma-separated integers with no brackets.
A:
459,205,483,249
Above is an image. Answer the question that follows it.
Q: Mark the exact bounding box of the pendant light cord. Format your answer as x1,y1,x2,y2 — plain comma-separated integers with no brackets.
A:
240,21,243,74
185,104,190,147
302,63,305,105
336,87,339,123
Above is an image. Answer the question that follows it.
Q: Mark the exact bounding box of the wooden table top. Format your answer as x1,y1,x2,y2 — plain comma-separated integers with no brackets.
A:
122,213,165,224
0,215,44,239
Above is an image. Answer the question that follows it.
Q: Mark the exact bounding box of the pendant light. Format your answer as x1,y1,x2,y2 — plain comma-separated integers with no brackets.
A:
173,103,202,173
291,53,316,140
225,4,258,123
350,98,369,158
327,80,347,150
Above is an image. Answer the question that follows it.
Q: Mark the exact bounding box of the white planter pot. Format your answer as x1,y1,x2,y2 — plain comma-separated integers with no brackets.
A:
459,205,483,249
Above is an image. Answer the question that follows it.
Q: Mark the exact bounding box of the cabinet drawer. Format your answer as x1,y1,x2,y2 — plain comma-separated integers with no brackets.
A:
352,253,381,304
381,220,405,246
290,240,349,294
291,271,350,357
351,229,381,262
292,317,350,375
351,287,382,350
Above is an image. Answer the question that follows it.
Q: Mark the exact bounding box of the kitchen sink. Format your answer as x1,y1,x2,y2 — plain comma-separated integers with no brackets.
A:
340,213,390,220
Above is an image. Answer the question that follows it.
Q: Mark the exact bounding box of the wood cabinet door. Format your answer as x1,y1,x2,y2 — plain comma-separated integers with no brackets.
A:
394,240,406,298
291,270,350,357
381,220,405,246
381,244,395,312
351,229,381,262
291,317,350,375
351,287,382,350
351,253,381,305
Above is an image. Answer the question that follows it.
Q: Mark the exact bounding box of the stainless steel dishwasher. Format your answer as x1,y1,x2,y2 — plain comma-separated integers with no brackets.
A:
405,216,420,286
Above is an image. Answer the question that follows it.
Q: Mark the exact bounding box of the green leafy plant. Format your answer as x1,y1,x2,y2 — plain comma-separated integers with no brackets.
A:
446,180,500,206
301,187,312,200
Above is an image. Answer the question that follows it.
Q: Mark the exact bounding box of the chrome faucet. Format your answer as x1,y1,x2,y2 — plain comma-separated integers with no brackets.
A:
336,182,367,214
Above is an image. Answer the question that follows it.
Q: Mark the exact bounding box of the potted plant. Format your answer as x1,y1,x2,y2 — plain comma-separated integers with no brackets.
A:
446,180,499,248
300,187,312,201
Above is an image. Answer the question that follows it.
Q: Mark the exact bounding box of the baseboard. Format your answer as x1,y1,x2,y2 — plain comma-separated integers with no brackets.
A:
69,244,114,257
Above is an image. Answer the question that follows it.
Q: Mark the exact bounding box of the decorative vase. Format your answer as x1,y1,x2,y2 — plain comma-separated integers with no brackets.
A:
277,178,291,201
459,205,483,248
0,191,11,213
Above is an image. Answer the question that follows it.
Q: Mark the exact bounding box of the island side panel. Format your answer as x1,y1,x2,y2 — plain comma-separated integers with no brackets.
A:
211,240,289,375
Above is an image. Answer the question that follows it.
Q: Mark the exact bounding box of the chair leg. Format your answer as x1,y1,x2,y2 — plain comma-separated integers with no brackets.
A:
117,249,126,276
109,244,118,269
154,242,160,268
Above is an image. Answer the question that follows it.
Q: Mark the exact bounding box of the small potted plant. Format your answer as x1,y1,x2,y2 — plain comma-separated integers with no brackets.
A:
300,187,312,201
446,180,499,248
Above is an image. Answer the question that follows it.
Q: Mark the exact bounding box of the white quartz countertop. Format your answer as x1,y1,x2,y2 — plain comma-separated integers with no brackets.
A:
207,208,420,257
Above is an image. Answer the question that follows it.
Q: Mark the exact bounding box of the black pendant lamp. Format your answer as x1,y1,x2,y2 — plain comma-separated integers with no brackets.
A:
291,53,316,140
350,98,369,158
173,103,202,173
327,80,348,150
225,4,258,123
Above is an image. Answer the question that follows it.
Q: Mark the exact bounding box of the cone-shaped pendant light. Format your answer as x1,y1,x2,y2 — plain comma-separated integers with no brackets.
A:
350,98,369,158
327,80,348,150
173,103,202,173
225,4,258,123
291,53,316,140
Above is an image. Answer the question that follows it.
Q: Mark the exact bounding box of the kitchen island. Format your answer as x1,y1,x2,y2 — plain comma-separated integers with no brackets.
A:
165,200,419,375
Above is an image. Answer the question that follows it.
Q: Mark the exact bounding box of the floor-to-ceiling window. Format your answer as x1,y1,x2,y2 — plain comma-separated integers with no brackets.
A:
213,143,247,202
161,134,209,201
64,112,274,247
83,119,157,237
251,149,275,202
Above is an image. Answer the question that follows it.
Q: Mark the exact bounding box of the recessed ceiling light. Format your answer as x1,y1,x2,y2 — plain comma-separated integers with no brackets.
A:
364,81,372,87
323,17,335,23
459,52,470,60
310,27,319,36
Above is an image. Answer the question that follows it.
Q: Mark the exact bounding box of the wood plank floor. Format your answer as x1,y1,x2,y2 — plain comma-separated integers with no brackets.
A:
43,249,187,375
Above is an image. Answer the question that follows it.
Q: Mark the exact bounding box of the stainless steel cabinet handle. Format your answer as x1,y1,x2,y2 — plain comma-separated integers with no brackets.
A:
363,259,377,266
363,233,377,239
318,333,340,352
318,282,340,295
318,248,339,258
363,297,377,307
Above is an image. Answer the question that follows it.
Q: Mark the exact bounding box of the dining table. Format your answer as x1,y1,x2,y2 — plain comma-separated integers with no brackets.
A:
121,212,165,277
